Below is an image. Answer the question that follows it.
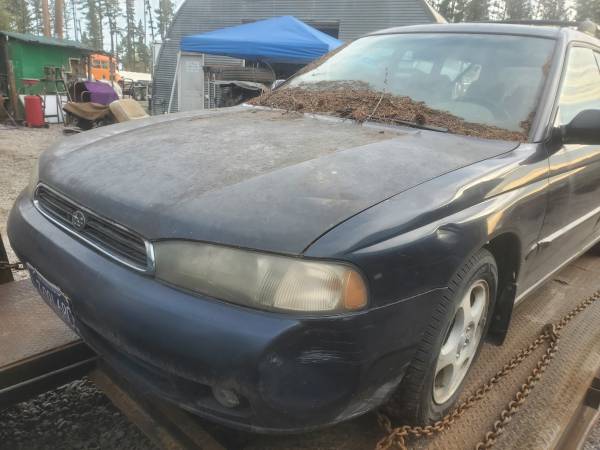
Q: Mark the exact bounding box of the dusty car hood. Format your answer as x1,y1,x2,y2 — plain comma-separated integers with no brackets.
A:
39,107,519,254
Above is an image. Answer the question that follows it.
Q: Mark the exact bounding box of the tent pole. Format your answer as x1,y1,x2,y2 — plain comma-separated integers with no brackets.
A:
261,59,276,84
167,51,181,114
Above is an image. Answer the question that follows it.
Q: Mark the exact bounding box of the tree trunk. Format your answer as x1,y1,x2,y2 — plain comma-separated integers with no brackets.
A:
42,0,51,37
55,0,64,38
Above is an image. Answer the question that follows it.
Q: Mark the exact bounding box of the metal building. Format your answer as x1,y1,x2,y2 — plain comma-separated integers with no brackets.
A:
151,0,445,114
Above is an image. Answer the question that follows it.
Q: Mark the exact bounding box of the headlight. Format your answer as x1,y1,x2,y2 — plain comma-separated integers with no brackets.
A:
154,241,368,313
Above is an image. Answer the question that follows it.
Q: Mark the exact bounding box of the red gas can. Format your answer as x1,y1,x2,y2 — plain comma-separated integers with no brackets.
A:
24,95,45,128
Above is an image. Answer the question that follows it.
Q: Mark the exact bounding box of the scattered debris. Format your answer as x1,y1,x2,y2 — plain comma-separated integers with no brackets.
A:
250,85,529,141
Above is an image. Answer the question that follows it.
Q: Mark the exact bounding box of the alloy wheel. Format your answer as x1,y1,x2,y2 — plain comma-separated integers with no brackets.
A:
433,279,490,404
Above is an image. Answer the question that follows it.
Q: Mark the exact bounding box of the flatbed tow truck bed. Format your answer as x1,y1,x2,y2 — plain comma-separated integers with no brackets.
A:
0,280,96,409
2,252,600,450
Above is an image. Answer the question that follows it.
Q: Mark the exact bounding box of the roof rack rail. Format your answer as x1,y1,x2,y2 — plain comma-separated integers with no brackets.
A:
497,19,577,27
492,19,599,38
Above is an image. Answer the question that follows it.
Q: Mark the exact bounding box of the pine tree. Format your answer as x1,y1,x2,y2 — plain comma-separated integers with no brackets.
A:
7,0,33,33
96,0,104,45
79,0,102,48
437,0,454,20
48,0,64,38
135,19,150,72
124,0,136,69
119,33,130,69
454,0,468,21
49,0,54,33
0,0,11,31
102,0,121,58
575,0,600,22
488,0,506,21
70,0,81,40
29,0,43,34
144,0,156,41
505,0,532,20
538,0,568,20
465,0,489,21
62,0,71,39
438,0,468,21
155,0,175,40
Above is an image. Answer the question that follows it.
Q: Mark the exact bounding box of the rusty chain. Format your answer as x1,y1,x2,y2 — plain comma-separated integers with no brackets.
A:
0,259,26,271
376,290,600,450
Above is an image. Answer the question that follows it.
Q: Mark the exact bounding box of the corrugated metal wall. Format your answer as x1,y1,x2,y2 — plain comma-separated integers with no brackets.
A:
152,0,440,114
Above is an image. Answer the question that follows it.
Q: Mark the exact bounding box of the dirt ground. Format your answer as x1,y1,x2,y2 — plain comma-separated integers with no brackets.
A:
0,124,63,279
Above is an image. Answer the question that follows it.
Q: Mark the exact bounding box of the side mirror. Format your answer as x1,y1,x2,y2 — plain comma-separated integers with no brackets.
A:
562,109,600,145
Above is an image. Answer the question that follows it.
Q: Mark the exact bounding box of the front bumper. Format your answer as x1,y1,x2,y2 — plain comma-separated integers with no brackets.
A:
8,191,443,432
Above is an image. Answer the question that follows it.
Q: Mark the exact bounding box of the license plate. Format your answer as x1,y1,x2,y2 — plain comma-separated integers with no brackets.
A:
28,264,78,333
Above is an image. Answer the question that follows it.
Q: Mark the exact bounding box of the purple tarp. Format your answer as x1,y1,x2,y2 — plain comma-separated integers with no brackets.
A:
83,81,118,105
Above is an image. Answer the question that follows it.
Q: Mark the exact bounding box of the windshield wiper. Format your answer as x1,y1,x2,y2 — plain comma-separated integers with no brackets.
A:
370,117,449,133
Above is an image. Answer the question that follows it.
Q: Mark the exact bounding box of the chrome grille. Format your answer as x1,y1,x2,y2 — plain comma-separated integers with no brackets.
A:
34,184,152,272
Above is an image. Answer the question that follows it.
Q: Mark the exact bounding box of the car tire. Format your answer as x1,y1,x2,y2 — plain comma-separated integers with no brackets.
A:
385,247,498,425
589,241,600,255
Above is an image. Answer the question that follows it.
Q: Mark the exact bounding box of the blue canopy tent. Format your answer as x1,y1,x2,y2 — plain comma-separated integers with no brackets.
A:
168,16,342,111
180,16,342,64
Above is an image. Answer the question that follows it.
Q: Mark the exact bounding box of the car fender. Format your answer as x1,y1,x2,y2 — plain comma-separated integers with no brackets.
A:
305,144,550,341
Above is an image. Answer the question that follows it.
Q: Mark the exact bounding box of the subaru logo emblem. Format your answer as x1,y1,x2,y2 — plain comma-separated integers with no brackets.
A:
71,210,87,230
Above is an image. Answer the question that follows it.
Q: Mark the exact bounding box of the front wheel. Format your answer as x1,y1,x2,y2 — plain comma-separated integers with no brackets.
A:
386,248,498,424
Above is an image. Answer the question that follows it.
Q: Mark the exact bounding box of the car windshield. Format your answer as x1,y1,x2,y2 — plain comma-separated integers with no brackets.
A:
252,33,556,140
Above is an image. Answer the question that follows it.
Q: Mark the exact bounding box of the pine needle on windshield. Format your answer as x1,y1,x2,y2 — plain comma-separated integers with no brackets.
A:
249,85,530,141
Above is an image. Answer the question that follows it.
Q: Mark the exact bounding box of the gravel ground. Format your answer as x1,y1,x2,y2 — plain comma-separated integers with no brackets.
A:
1,124,599,450
0,379,155,450
585,417,600,450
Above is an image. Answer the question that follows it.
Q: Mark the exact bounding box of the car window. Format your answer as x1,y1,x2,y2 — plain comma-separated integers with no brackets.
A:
287,33,554,134
557,47,600,125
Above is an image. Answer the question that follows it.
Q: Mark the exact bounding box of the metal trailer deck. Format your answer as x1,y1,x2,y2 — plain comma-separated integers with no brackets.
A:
1,250,600,449
0,280,96,410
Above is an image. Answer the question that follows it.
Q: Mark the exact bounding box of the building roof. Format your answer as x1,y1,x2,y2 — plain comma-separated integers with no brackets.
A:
0,30,104,53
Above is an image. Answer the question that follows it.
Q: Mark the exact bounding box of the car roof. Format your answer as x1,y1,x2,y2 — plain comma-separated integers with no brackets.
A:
368,22,600,46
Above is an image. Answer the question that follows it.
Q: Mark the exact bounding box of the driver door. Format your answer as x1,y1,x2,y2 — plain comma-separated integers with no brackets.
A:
534,46,600,278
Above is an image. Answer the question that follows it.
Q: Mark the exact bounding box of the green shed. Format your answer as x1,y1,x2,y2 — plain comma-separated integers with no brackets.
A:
0,31,102,119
